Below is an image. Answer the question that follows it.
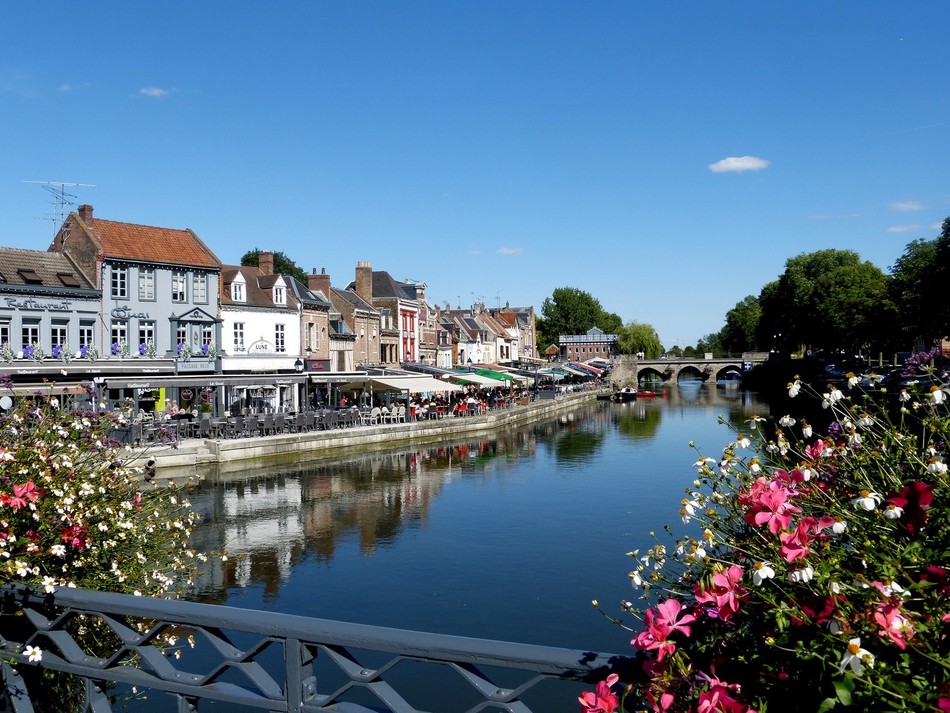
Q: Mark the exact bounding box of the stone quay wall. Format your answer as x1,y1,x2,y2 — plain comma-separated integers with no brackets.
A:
147,389,606,482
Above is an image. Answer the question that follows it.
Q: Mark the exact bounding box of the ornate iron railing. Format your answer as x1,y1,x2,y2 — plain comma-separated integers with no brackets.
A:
0,583,633,712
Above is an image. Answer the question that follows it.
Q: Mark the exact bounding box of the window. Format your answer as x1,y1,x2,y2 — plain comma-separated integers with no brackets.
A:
21,322,39,350
233,322,245,352
0,321,9,349
171,271,187,303
275,324,285,353
138,268,155,301
138,321,155,349
111,322,127,349
273,285,285,305
201,326,213,347
111,266,128,299
51,322,68,349
232,282,245,302
78,322,94,349
305,323,313,351
193,274,207,304
176,326,188,352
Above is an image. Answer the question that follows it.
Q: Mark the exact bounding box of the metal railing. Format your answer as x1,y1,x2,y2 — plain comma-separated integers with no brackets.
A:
0,584,633,712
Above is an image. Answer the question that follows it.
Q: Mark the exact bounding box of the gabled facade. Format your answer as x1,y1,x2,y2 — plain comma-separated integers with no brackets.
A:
348,261,420,364
491,310,522,363
219,254,301,373
0,247,100,364
50,204,222,373
288,269,332,369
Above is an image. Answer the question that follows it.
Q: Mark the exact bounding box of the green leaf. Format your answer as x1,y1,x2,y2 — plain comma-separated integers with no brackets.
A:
817,697,838,712
833,678,854,706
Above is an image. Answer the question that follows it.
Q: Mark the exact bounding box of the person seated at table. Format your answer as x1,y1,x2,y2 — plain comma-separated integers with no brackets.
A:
169,400,179,416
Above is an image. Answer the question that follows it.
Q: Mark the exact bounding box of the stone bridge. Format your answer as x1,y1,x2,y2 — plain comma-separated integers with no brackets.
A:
609,353,770,386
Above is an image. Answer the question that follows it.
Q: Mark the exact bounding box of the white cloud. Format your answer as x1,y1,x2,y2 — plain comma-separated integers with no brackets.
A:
887,224,922,233
497,247,524,256
890,200,925,211
467,249,481,256
139,86,171,98
932,221,945,230
708,156,770,173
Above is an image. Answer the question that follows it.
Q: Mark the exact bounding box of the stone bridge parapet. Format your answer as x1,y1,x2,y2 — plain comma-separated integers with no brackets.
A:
608,353,769,386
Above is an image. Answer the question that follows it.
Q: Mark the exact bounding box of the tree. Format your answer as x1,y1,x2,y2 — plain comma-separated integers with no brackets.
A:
890,217,950,347
719,295,761,353
240,248,308,285
696,332,723,355
756,249,893,354
537,287,608,348
618,322,663,357
599,311,624,335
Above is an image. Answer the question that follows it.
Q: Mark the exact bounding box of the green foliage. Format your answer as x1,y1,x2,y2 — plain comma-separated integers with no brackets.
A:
720,295,762,353
757,249,894,354
618,321,663,357
240,248,308,284
890,218,950,346
537,287,619,349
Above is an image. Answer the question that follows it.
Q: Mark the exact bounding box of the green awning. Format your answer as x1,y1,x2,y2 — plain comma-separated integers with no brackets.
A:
475,368,516,382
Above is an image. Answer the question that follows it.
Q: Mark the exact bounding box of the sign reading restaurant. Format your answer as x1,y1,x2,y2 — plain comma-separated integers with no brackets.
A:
4,297,74,312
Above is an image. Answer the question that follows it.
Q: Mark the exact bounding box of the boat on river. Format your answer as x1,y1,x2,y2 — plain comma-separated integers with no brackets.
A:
613,386,659,402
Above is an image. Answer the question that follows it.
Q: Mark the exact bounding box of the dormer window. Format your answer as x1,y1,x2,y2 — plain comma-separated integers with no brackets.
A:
231,273,246,302
273,285,285,305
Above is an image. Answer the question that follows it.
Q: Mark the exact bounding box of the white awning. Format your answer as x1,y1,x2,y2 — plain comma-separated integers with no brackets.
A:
336,375,461,393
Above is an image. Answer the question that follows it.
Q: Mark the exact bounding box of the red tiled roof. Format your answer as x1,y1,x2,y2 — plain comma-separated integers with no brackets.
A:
85,218,219,268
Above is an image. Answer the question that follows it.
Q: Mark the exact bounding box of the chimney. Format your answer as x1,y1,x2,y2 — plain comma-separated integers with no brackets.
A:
308,267,331,297
78,204,94,223
259,251,274,276
355,261,373,303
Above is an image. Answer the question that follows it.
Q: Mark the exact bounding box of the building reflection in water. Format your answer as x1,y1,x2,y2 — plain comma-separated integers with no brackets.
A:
189,420,563,602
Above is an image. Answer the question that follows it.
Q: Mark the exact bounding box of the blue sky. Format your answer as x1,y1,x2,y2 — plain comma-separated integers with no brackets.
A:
2,2,948,347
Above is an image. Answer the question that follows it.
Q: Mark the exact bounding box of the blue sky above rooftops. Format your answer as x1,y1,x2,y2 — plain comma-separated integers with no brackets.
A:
2,1,948,347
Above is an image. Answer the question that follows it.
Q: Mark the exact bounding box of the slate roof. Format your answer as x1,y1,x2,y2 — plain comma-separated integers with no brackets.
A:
0,248,96,291
285,276,332,309
220,266,294,310
76,213,219,268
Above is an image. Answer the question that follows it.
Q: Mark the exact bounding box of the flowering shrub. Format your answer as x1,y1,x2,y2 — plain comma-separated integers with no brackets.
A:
0,380,208,707
584,362,950,712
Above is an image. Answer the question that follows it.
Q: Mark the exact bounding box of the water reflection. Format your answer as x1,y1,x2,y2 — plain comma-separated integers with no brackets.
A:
189,391,771,630
615,401,662,441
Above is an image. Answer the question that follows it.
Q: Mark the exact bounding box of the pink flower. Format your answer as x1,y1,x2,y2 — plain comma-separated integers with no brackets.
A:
743,486,800,534
778,516,835,562
697,684,755,713
874,604,915,650
695,566,749,621
578,673,619,713
2,481,41,510
654,598,696,637
633,607,678,661
804,439,829,461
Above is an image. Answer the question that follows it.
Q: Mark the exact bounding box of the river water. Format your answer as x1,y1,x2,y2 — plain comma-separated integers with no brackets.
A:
187,384,769,665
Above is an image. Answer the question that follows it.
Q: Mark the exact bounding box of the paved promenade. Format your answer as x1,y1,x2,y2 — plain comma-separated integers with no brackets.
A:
147,389,605,482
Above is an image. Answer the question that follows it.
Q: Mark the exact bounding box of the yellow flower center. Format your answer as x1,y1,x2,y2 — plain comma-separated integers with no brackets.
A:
847,643,861,655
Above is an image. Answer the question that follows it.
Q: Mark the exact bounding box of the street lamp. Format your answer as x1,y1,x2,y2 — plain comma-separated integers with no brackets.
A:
294,358,304,373
92,376,105,413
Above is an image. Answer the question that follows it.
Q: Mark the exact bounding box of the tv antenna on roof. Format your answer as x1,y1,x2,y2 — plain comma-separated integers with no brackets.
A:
22,180,96,237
